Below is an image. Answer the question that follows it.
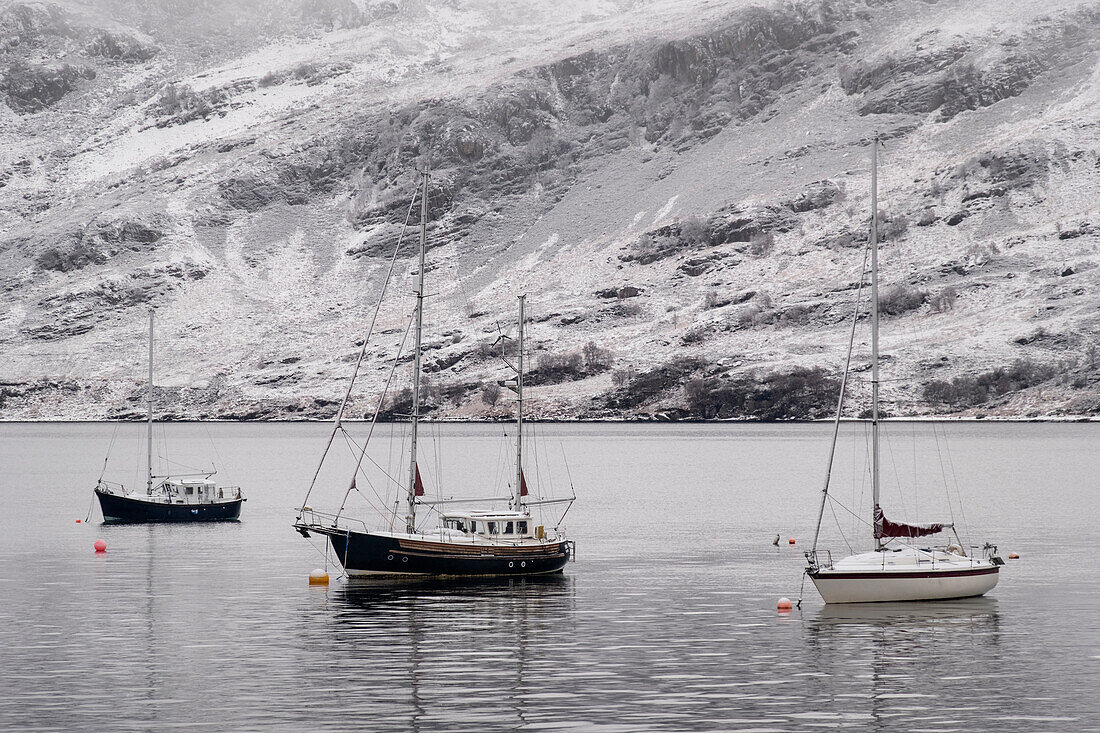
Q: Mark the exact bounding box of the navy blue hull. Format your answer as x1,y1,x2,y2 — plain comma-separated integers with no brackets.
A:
96,488,243,523
305,525,571,577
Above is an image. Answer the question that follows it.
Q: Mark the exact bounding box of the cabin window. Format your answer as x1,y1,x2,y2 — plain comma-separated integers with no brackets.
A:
517,521,528,535
504,521,514,535
487,521,497,534
456,521,466,533
469,521,478,533
185,486,193,495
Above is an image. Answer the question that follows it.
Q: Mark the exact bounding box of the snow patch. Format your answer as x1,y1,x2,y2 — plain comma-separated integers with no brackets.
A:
653,194,679,224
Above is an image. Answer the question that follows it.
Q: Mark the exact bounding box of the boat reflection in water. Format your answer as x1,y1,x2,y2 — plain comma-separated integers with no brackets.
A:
805,597,1005,730
310,576,576,733
812,596,1001,625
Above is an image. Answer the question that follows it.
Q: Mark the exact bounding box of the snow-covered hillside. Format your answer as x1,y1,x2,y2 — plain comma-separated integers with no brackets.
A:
1,0,1098,420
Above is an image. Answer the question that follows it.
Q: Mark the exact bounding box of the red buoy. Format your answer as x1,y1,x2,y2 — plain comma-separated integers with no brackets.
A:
94,539,107,553
777,597,793,612
788,538,796,545
76,519,82,523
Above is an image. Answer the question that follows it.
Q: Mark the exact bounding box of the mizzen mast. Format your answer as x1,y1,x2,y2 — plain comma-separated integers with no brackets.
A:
514,294,526,511
406,170,429,534
146,308,154,495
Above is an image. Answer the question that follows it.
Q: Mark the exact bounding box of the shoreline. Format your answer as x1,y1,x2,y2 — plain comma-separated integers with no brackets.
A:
1,416,1096,425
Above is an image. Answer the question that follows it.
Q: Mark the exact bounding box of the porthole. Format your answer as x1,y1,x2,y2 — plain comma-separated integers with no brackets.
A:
508,561,514,568
387,555,393,561
520,561,526,568
402,556,408,563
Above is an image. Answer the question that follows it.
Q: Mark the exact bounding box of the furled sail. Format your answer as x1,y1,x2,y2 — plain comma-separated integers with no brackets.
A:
414,465,425,497
873,505,945,539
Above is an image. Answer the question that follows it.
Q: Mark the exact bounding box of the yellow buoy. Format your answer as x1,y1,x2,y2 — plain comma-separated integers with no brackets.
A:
308,568,329,585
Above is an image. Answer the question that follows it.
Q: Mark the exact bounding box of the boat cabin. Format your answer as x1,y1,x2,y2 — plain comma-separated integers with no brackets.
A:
164,480,235,504
440,511,545,539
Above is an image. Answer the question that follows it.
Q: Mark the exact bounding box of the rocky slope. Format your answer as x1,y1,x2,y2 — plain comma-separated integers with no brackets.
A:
1,0,1098,420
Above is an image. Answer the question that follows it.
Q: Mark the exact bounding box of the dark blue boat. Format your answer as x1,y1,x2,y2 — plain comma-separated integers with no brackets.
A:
93,309,245,524
96,481,243,523
294,173,573,578
296,513,572,577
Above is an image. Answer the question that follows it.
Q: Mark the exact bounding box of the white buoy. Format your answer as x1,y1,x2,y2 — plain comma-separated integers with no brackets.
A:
308,568,329,585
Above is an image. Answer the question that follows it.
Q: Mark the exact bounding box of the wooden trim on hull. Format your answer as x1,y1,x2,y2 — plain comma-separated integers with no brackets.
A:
809,566,999,604
311,526,571,577
95,488,243,523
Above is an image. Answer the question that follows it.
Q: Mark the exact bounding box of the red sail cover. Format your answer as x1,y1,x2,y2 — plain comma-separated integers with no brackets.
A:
414,465,425,496
873,505,944,539
520,470,528,497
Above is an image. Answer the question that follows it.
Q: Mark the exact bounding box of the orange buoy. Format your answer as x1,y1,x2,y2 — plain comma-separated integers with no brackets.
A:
76,519,82,523
788,538,796,545
308,568,329,585
1008,552,1020,559
93,539,106,553
777,597,793,612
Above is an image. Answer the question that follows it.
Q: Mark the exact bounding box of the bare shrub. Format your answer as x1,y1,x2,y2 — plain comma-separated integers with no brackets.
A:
481,383,502,406
682,326,709,344
472,340,499,360
878,284,927,316
880,212,909,241
583,341,613,369
684,368,839,420
611,368,638,387
292,63,317,80
930,286,958,313
779,304,812,326
923,359,1057,408
678,216,710,247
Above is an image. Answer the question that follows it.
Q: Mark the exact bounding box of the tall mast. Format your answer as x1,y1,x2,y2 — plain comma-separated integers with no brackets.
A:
146,308,154,494
870,137,882,550
406,171,428,534
514,294,525,511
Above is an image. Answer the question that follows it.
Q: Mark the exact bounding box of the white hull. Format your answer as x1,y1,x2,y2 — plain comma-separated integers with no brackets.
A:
809,548,1000,604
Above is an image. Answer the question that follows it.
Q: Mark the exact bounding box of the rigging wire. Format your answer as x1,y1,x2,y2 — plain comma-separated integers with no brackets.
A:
932,421,958,528
937,421,971,548
882,424,910,521
298,177,422,517
96,421,122,483
204,422,227,479
334,315,416,523
814,238,871,554
336,428,398,526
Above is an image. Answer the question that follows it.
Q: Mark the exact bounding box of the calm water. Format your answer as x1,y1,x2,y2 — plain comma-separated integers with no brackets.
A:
1,422,1097,732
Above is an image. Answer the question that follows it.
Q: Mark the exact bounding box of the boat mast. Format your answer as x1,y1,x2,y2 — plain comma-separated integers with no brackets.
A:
870,136,882,550
146,308,154,494
515,294,525,511
406,170,429,534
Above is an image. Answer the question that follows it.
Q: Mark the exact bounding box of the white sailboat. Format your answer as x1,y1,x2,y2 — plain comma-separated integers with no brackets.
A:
294,171,574,576
805,138,1003,604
